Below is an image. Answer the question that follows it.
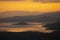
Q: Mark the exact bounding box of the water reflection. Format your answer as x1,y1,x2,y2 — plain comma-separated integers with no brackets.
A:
0,22,55,33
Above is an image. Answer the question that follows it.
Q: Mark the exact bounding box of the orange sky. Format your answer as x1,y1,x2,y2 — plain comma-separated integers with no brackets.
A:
0,1,60,12
0,1,59,33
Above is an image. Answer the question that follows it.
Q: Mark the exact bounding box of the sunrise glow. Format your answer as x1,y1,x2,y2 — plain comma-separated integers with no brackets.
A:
0,1,60,12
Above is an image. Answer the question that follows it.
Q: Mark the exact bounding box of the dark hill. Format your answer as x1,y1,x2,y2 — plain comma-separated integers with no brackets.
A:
0,31,60,40
0,11,60,24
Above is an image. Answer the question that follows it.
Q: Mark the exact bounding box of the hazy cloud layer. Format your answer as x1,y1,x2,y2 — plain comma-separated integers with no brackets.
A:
0,0,24,1
33,0,60,3
0,0,60,3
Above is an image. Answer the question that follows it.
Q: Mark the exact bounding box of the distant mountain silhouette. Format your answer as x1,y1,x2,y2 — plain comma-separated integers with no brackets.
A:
13,22,29,25
0,11,60,24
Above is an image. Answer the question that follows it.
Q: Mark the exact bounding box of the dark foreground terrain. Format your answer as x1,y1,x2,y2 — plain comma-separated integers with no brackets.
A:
0,31,60,40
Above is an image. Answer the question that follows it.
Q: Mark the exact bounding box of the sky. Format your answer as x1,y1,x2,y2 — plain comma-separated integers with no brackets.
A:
0,0,60,12
0,0,60,32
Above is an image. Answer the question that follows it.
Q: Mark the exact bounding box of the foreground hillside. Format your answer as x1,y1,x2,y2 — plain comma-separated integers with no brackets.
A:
0,31,60,40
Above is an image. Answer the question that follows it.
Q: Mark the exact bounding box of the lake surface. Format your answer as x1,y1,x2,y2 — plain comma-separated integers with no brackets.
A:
0,22,55,33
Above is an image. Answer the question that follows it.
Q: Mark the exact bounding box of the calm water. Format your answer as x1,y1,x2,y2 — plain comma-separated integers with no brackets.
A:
0,22,55,33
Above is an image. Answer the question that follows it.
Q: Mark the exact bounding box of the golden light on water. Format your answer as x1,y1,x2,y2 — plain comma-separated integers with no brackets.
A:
0,22,55,33
0,27,55,33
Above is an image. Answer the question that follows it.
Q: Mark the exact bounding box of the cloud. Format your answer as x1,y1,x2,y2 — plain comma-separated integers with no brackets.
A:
0,0,24,1
0,0,60,2
0,0,60,3
33,0,60,3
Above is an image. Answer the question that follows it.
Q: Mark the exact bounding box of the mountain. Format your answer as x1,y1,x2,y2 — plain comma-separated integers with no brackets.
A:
0,11,41,18
0,11,60,24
